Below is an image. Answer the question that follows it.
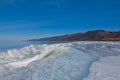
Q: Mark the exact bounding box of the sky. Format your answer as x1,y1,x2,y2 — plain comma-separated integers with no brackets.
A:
0,0,120,41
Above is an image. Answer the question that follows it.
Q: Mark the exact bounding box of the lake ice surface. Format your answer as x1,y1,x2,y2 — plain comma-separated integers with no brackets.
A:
0,42,120,80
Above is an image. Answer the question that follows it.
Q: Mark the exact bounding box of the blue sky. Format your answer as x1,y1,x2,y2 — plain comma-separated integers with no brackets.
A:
0,0,120,40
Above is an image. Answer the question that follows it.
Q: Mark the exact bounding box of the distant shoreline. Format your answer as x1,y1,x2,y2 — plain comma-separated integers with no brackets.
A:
28,30,120,42
28,40,120,42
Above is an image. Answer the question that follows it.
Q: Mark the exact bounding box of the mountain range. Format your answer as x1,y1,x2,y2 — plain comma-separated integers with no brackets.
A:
29,30,120,41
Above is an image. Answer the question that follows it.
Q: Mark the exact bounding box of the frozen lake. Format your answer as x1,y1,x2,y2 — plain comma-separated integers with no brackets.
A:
0,41,120,80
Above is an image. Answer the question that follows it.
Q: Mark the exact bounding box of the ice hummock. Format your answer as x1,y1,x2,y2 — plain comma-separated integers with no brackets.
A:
0,42,120,80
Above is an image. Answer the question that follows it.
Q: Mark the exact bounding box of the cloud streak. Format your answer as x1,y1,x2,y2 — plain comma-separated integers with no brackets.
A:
48,0,65,8
0,0,25,5
0,19,58,30
0,0,68,8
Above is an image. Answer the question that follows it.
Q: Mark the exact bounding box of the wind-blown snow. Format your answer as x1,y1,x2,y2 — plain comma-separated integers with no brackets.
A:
0,42,120,80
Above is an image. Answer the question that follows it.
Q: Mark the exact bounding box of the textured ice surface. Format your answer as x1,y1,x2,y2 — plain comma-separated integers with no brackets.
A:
83,55,120,80
0,42,120,80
